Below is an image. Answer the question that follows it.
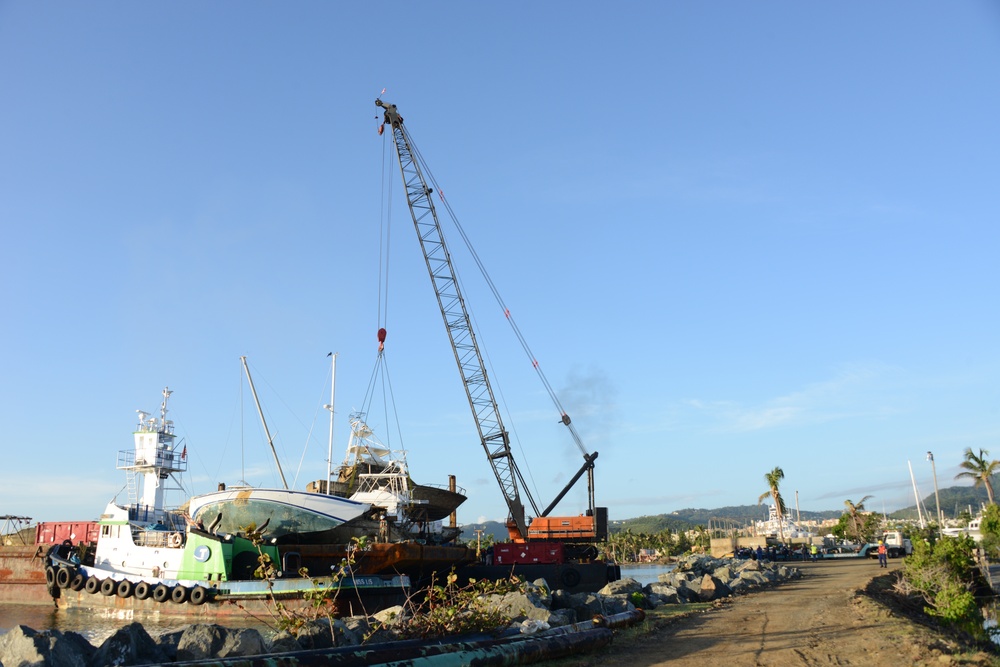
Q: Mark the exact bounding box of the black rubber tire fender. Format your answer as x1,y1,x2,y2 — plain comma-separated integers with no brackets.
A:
56,568,72,589
134,581,151,600
188,586,207,606
152,584,171,603
69,573,86,591
170,585,189,604
116,579,134,598
44,566,56,587
99,578,117,596
84,576,100,594
560,566,582,589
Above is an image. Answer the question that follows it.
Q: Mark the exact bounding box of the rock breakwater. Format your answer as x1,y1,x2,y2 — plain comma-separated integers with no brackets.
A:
0,554,800,665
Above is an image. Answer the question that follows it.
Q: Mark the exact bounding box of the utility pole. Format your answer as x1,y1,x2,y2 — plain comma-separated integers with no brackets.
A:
474,529,484,558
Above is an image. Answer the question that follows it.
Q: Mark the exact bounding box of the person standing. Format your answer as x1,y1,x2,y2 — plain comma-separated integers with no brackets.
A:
877,540,888,568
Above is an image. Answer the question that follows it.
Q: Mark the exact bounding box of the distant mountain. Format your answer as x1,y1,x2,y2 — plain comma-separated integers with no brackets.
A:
457,521,509,544
457,481,993,541
890,479,994,520
608,505,841,535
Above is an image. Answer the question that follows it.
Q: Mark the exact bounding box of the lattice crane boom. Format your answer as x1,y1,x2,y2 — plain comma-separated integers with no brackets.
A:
376,99,534,538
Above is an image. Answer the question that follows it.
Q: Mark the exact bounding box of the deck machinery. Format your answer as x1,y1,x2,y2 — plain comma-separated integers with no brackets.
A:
376,99,607,564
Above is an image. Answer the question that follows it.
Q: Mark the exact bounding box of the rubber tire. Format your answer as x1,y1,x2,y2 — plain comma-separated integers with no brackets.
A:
70,573,86,591
45,566,56,587
152,584,171,603
188,586,207,606
56,568,72,589
116,579,134,598
170,585,189,604
84,576,100,594
560,567,582,589
100,578,117,596
134,581,151,600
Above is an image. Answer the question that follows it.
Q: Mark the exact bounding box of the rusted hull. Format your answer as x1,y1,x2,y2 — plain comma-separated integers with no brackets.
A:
48,581,408,620
409,485,466,522
283,542,477,587
3,541,475,612
0,545,50,605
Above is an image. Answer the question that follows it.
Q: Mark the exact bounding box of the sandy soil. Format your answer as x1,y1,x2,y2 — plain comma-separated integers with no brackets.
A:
558,557,1000,667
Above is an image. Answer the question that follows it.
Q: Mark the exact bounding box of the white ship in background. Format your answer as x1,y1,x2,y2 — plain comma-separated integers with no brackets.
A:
754,504,816,539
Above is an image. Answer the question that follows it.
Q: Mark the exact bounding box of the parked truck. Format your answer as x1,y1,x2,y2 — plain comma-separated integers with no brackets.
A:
864,530,913,559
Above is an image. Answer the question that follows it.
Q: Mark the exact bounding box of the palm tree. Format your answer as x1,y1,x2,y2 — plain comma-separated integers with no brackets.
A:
843,495,873,543
955,447,1000,505
758,466,787,542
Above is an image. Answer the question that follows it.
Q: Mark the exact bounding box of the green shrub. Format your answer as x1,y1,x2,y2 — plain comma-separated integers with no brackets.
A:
898,535,986,637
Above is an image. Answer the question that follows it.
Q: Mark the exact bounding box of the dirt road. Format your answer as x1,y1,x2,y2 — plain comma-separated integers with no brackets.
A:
571,558,999,666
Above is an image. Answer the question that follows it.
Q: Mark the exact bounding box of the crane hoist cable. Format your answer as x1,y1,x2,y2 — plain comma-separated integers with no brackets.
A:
349,126,405,453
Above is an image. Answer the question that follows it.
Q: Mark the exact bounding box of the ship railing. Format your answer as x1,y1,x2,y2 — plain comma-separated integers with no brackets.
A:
134,529,184,549
116,449,189,473
125,505,187,529
420,481,468,496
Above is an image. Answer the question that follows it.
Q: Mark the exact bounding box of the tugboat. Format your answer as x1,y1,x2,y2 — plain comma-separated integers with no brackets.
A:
42,388,408,618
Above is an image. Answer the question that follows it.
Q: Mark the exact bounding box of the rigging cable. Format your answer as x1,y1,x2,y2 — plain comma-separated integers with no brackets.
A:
351,125,406,453
407,133,589,458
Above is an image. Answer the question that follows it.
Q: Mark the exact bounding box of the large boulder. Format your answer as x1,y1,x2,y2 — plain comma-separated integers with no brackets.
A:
221,628,268,657
599,595,637,615
153,630,184,662
598,577,642,596
737,570,769,587
292,619,361,650
175,624,226,661
371,604,408,627
175,624,266,661
556,592,608,621
697,574,732,602
528,579,553,608
547,608,576,626
483,590,554,624
674,578,702,602
90,622,166,666
267,632,300,654
645,582,682,604
550,589,586,612
0,625,92,667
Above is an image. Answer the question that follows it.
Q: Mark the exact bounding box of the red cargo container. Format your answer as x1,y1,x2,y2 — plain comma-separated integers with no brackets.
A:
494,541,565,565
35,521,99,546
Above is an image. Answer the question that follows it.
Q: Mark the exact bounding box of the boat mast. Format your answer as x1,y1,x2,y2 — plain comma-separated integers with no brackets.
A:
324,352,338,494
240,356,288,490
908,460,925,529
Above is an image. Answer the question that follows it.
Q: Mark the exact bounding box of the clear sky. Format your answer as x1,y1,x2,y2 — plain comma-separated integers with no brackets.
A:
2,2,999,527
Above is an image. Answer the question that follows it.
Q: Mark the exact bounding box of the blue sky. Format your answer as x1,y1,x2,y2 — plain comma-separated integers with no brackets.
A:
2,2,999,526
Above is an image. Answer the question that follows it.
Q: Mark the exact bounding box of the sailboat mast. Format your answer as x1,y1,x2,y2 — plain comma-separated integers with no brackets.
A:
325,353,338,493
240,356,288,490
908,460,925,529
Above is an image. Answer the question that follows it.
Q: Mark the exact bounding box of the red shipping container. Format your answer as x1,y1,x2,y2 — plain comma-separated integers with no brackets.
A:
35,521,100,546
494,541,564,565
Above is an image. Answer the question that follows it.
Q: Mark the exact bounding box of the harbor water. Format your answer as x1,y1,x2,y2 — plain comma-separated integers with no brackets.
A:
617,562,675,586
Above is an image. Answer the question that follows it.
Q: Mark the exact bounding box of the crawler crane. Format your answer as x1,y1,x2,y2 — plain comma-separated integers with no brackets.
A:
376,99,607,565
